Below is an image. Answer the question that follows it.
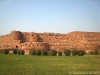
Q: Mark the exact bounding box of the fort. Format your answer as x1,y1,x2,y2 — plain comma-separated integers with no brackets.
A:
0,30,100,54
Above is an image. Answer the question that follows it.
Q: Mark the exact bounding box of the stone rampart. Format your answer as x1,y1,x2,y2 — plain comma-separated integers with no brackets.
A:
0,30,100,53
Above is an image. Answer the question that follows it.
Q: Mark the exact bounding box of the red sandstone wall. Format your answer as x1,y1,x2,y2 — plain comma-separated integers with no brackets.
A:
0,30,100,53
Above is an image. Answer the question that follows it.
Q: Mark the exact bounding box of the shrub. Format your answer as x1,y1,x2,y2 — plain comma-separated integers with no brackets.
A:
63,49,70,56
17,50,25,55
71,49,78,56
94,50,98,55
17,50,20,55
98,50,100,55
41,50,48,56
29,49,36,55
88,50,94,55
97,46,100,55
3,49,9,54
48,50,57,56
58,51,62,56
13,49,17,54
78,50,85,56
88,50,99,55
36,50,41,56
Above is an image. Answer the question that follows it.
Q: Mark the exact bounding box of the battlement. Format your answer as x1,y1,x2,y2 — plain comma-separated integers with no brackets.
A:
0,30,100,53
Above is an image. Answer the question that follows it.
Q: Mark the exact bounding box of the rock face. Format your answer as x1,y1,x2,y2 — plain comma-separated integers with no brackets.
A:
0,30,100,53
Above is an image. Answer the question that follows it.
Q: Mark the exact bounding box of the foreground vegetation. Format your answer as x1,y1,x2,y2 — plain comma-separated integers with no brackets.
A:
0,53,100,75
2,49,100,56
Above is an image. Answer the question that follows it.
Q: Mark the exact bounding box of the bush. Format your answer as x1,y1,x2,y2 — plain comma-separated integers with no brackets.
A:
63,49,70,56
41,50,48,56
88,50,96,55
78,50,85,56
29,49,36,55
17,50,25,55
71,49,78,56
88,50,99,55
98,50,100,55
58,51,62,56
36,50,41,56
48,50,57,56
3,49,9,54
94,50,98,55
88,50,94,55
13,49,17,54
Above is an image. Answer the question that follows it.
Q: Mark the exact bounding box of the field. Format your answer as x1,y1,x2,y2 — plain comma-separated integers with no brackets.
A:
0,54,100,75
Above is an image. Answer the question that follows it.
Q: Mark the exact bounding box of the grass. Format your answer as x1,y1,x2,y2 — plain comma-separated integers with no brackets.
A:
0,54,100,75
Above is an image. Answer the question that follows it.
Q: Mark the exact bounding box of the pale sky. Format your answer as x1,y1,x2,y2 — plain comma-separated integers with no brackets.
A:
0,0,100,35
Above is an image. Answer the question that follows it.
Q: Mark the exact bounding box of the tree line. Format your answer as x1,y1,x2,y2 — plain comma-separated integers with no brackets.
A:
2,49,100,56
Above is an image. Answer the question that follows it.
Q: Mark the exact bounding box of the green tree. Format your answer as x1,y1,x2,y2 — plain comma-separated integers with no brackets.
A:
17,50,25,55
48,50,57,56
58,51,62,56
71,49,78,56
4,49,9,54
63,49,70,56
94,50,98,55
88,50,94,55
36,50,41,56
97,46,100,55
78,50,86,56
41,50,48,56
13,49,17,54
29,49,36,55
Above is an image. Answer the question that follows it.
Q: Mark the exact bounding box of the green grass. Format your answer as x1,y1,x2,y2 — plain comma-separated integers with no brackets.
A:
0,54,100,75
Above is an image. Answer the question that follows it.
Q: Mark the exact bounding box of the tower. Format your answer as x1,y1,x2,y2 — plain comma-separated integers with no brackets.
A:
11,30,22,40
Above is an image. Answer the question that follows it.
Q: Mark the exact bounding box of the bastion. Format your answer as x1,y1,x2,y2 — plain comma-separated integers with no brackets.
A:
0,30,100,54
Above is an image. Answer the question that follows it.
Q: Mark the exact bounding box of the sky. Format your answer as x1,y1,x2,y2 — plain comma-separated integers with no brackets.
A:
0,0,100,35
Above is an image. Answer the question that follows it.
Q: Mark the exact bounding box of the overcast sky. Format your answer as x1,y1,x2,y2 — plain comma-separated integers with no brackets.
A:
0,0,100,35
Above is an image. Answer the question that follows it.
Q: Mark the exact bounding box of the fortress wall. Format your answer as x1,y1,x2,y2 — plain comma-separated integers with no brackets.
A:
49,42,98,51
0,33,13,49
11,30,22,40
0,31,22,49
0,30,100,52
19,42,49,50
28,32,38,42
22,32,30,42
22,32,38,42
49,43,79,51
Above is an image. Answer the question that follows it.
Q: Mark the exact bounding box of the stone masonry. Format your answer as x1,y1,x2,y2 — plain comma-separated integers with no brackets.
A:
0,30,100,53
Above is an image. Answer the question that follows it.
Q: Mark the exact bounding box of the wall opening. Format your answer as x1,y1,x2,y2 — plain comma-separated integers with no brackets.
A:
16,46,18,49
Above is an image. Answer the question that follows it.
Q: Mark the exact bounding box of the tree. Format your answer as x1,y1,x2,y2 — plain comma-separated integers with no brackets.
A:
88,50,94,55
78,50,86,56
4,49,9,54
58,51,62,56
29,49,36,55
17,50,25,55
94,50,98,55
97,46,100,55
36,50,41,56
41,50,48,56
48,50,57,56
71,49,78,56
13,49,17,54
63,49,70,56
